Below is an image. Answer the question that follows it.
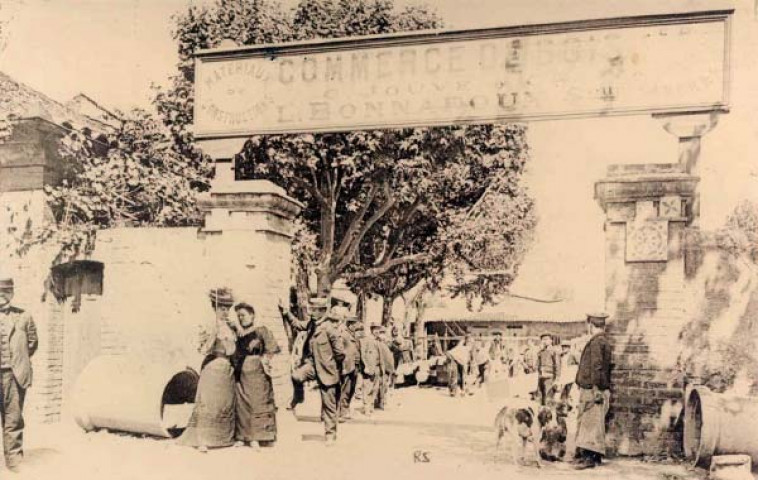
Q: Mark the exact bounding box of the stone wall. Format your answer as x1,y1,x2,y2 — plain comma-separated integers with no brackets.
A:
0,225,296,426
596,163,758,458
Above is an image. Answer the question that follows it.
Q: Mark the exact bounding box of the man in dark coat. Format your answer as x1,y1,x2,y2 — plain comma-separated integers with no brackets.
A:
284,300,346,445
0,277,37,472
536,333,561,406
573,312,613,469
374,326,395,411
337,316,360,422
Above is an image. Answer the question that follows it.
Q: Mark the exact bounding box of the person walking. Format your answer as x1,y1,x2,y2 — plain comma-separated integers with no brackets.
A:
472,338,491,388
0,276,37,472
356,325,380,416
231,302,280,448
374,326,395,410
573,313,613,470
285,301,345,446
337,316,360,422
536,333,561,406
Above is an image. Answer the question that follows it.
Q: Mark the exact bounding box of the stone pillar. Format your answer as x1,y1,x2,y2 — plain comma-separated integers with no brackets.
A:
595,163,698,456
595,110,721,457
655,111,720,227
198,162,303,408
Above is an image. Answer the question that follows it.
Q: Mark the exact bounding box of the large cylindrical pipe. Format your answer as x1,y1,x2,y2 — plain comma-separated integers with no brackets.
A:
72,355,199,438
684,386,758,468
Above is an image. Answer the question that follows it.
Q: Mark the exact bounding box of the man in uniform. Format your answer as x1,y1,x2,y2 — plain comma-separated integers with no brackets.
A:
357,324,380,417
374,326,395,411
573,312,613,469
284,300,345,445
0,276,37,472
337,315,360,422
536,333,561,406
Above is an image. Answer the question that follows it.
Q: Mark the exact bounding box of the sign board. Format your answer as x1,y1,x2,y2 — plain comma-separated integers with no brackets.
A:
194,10,731,138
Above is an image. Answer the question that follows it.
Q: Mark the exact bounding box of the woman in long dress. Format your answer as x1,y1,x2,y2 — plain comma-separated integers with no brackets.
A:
178,288,238,452
232,302,281,447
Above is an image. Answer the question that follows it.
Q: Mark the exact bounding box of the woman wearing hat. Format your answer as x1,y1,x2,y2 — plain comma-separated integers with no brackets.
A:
231,302,281,447
178,288,238,452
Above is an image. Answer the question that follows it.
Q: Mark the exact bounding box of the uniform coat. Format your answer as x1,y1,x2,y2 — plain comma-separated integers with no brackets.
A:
575,333,612,390
359,336,381,376
307,320,345,387
338,324,360,376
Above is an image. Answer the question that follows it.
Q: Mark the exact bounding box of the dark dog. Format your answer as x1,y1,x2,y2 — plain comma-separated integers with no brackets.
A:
495,399,571,466
536,403,568,462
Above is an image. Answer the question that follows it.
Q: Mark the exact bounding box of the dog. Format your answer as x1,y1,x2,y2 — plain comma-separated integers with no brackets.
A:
493,397,543,467
494,396,571,467
536,402,568,462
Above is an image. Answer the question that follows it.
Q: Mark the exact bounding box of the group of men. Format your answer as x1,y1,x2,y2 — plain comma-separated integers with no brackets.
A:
281,299,400,445
444,331,579,402
443,313,613,470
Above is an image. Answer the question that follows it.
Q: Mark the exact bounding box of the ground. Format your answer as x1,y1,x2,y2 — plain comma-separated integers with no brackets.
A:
16,386,711,480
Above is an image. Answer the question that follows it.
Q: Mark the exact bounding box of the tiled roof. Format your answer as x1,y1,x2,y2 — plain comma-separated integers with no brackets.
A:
422,293,590,323
0,71,114,132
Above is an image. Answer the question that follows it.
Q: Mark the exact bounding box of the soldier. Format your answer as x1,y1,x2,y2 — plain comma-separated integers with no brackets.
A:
283,299,345,446
373,326,395,411
446,334,472,397
0,276,37,472
357,324,380,416
573,313,613,470
536,333,561,406
337,316,360,422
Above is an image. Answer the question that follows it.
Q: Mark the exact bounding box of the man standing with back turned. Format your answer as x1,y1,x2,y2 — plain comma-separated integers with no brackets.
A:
0,276,37,472
573,312,612,470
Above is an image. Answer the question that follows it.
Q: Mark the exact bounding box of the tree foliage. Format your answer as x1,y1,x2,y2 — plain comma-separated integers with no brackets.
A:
722,199,758,264
23,110,212,265
164,0,536,315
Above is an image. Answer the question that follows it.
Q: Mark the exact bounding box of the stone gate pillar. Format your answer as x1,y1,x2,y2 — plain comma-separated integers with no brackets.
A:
594,111,720,457
198,160,303,408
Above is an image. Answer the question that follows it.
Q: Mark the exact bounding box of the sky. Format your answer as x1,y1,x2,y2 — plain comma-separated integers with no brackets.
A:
1,0,758,310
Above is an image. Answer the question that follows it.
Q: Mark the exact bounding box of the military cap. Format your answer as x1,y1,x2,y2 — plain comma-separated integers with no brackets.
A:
539,333,552,340
345,315,360,324
0,277,13,290
587,312,609,327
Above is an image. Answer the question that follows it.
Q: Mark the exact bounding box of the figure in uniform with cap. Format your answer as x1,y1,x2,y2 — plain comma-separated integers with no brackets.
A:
0,276,38,472
336,314,360,422
281,299,345,446
573,312,613,470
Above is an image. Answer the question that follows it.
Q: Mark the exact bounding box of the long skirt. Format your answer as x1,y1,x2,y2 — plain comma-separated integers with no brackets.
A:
178,356,236,448
574,387,611,456
235,356,277,443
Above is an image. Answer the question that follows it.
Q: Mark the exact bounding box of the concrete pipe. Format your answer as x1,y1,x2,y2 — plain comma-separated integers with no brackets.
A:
684,386,758,468
72,355,199,438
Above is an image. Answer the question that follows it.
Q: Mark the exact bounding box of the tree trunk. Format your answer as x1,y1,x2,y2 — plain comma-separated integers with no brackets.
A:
381,294,394,327
356,290,366,323
412,284,428,360
315,266,332,299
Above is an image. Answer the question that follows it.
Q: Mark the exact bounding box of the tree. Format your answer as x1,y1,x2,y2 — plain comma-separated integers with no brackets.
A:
722,199,758,264
21,109,212,265
165,0,536,315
